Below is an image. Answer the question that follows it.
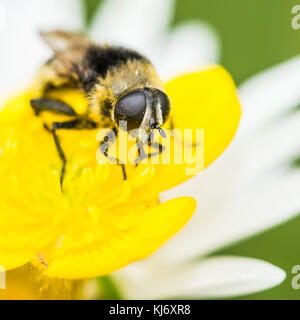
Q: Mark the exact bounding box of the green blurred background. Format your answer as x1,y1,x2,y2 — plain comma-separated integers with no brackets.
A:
83,0,300,300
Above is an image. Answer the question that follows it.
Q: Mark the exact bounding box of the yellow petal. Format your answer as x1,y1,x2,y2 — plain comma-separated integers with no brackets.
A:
155,65,241,191
45,196,196,279
0,249,35,270
0,265,83,300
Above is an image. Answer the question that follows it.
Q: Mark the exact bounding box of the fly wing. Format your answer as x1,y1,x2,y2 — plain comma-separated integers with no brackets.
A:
39,30,95,88
40,30,92,53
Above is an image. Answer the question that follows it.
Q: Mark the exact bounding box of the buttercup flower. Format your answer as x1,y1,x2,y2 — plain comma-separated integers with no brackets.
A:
0,65,241,279
0,266,83,300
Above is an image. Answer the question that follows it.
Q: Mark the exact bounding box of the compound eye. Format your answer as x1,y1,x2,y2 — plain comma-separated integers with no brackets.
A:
155,90,170,123
114,91,146,131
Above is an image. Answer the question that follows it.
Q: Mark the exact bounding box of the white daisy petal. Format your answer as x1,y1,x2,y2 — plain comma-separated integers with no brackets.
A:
89,0,173,55
234,112,300,187
114,256,285,299
158,21,220,80
157,156,300,263
0,0,82,100
238,55,300,135
187,170,300,257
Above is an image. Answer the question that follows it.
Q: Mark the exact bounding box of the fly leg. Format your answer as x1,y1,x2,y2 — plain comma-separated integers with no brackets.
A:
98,127,127,181
135,141,147,166
134,139,165,166
30,98,98,189
147,140,165,157
51,118,98,189
31,98,77,116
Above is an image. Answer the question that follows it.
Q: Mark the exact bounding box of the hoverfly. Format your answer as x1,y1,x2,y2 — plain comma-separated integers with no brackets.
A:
30,31,171,187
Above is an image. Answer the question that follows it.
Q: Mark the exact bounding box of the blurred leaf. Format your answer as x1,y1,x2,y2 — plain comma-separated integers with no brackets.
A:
294,104,300,112
97,275,123,300
291,155,300,168
82,0,103,29
174,0,300,84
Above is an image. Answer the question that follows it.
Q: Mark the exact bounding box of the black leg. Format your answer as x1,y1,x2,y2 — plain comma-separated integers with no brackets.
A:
51,118,98,190
147,140,165,156
169,116,175,130
51,124,67,188
98,127,127,180
134,138,165,165
31,98,77,116
135,141,147,166
121,164,127,181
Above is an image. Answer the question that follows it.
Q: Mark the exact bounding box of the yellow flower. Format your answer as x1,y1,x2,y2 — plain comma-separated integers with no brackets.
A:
0,264,83,300
0,66,240,280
